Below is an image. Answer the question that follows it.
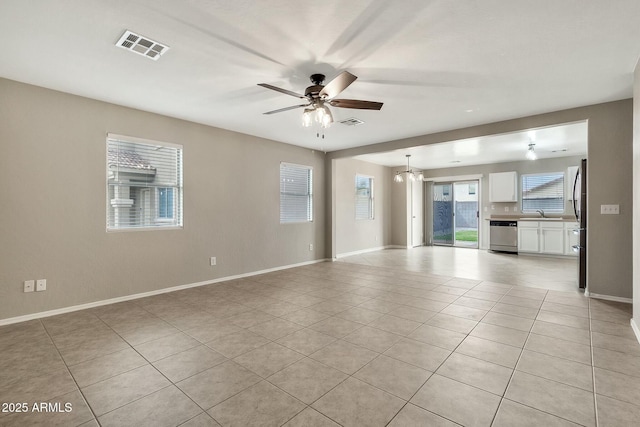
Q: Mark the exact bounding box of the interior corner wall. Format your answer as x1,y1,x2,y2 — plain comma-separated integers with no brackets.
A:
0,78,326,321
633,60,640,338
334,158,391,256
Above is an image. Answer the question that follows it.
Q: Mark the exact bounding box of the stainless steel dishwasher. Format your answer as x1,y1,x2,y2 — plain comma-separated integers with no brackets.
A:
489,220,518,253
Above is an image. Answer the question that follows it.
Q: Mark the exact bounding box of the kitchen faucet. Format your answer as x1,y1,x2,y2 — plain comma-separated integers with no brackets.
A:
536,209,546,218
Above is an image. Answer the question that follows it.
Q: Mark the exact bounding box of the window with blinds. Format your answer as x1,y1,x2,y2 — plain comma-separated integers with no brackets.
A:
280,162,313,223
521,172,564,213
355,175,374,220
106,134,183,231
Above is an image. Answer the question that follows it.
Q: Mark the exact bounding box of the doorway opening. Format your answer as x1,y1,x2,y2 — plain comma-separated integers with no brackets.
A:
433,180,479,248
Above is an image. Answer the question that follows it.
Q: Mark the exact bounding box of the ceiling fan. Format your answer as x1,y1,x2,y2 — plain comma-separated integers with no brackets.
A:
257,71,383,129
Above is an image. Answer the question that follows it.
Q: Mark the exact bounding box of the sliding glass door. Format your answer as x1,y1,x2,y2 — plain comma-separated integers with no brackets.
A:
432,180,479,248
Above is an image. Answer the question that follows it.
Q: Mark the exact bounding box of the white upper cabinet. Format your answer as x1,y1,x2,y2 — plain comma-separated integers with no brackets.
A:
489,171,518,202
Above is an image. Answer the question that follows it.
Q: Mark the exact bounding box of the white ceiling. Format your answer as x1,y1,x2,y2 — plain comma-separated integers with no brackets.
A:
356,121,588,170
0,1,639,154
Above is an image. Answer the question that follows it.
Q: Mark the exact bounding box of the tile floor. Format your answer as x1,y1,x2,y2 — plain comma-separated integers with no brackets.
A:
1,247,638,426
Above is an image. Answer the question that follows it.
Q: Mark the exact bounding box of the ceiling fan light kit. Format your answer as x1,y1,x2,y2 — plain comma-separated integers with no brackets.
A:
258,71,383,135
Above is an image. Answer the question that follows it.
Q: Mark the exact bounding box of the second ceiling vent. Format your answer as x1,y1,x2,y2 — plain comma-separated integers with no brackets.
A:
116,30,169,61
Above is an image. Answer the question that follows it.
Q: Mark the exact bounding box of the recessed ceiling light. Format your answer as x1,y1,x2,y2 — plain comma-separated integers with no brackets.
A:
450,160,461,163
465,109,474,113
551,148,568,153
339,118,364,126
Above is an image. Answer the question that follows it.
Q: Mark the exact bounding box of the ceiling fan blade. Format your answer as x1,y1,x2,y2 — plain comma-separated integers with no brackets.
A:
329,99,383,110
257,83,306,99
263,104,309,115
319,71,357,98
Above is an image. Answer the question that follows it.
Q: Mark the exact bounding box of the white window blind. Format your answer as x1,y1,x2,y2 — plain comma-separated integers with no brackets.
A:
280,162,313,223
521,172,564,213
107,134,183,231
355,175,374,220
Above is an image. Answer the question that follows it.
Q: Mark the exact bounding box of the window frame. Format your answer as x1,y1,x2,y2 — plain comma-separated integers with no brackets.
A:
355,174,374,220
521,171,565,214
279,162,313,224
106,133,183,232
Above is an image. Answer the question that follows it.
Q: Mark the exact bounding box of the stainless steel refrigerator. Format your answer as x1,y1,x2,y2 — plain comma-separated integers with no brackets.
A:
572,159,587,289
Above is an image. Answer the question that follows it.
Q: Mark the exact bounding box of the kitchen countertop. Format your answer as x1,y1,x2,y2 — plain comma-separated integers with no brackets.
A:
485,216,577,222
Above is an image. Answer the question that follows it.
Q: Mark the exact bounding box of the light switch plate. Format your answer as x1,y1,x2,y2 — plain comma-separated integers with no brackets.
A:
600,204,620,214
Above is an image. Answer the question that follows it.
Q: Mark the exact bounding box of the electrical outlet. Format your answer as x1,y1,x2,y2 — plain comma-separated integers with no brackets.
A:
309,243,313,251
36,279,46,292
513,206,518,212
210,257,217,266
24,280,35,293
504,206,509,212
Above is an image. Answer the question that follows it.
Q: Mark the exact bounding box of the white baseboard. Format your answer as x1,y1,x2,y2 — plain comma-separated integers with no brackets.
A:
0,258,329,326
586,292,633,304
631,318,640,345
336,246,388,259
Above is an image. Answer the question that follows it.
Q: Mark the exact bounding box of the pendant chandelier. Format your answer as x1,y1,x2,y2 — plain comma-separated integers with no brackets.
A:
393,154,424,183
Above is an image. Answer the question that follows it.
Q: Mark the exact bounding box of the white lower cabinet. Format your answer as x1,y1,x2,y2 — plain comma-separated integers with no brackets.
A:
518,222,539,252
564,222,579,256
518,221,569,255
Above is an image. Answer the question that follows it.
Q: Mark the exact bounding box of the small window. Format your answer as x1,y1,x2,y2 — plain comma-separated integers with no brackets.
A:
280,162,313,223
522,172,565,213
107,134,183,231
355,175,374,220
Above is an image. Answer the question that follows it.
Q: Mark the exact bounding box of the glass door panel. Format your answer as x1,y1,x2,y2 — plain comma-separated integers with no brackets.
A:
453,181,479,248
433,183,453,245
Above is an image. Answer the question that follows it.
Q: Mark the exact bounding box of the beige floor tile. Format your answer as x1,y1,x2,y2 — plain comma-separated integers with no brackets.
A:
441,304,488,321
357,298,401,314
153,345,227,382
481,312,534,332
422,291,459,304
410,374,501,427
384,338,450,371
517,349,593,391
388,403,459,426
176,360,261,409
184,321,244,343
591,331,640,356
343,325,403,352
594,367,640,406
456,335,521,368
335,307,385,324
248,318,304,340
427,313,477,334
68,347,147,387
437,352,512,395
590,318,638,340
41,311,106,337
267,358,347,404
117,321,181,346
453,296,496,311
469,322,528,348
432,285,468,296
331,292,372,306
589,308,631,325
530,320,591,345
309,316,363,338
593,346,640,377
544,293,589,308
233,342,304,378
180,413,222,426
98,385,201,427
491,302,539,319
280,309,330,327
354,355,431,400
208,381,305,426
55,331,130,366
259,301,304,317
596,394,640,427
525,333,591,365
133,332,200,362
82,364,171,416
499,295,543,309
408,324,466,350
389,305,437,323
493,399,582,427
0,389,94,427
309,339,378,375
404,297,450,312
225,310,276,328
312,377,405,427
206,329,270,358
537,311,590,330
276,328,337,355
464,289,504,302
506,371,596,427
285,294,326,308
541,301,589,318
282,407,340,427
0,369,78,405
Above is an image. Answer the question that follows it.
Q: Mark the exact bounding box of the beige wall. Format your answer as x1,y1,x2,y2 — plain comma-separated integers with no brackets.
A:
0,78,326,321
334,158,391,256
633,61,640,333
421,156,584,249
329,100,634,299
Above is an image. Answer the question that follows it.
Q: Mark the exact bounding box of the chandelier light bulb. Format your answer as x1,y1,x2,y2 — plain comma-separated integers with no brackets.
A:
302,109,313,127
526,143,537,160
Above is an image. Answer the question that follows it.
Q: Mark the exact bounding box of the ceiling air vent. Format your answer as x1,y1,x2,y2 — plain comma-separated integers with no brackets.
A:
339,117,365,126
116,30,169,61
